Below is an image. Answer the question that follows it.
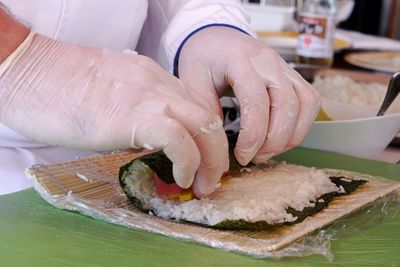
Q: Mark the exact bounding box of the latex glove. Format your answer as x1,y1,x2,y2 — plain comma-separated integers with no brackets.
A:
178,26,320,165
0,33,228,197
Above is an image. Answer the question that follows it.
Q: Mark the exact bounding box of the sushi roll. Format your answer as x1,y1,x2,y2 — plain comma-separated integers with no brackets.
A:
119,135,367,230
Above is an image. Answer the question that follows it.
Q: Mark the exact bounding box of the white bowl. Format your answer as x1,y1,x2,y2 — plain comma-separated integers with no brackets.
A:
301,99,400,159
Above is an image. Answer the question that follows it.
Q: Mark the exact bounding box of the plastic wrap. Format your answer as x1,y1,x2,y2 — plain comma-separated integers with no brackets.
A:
25,151,400,261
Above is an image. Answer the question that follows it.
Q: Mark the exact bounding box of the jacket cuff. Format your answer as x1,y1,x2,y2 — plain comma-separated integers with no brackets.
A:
158,1,255,74
172,23,250,77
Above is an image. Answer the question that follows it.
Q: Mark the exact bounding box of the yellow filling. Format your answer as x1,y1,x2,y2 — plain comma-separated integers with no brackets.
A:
315,108,333,121
167,178,227,201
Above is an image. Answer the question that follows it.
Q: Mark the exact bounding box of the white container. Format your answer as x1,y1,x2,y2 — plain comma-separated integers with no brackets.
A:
301,99,400,159
242,3,296,32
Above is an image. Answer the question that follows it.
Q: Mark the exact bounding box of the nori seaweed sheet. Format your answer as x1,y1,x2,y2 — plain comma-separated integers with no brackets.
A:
119,133,368,230
138,153,175,184
226,133,255,171
118,161,145,210
120,133,253,185
212,176,367,230
120,166,367,230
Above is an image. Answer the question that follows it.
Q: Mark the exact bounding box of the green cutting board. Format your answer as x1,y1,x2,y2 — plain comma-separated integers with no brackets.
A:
1,148,399,267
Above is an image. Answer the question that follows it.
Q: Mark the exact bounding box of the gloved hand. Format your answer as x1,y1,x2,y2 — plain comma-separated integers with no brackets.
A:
178,26,320,165
0,33,228,197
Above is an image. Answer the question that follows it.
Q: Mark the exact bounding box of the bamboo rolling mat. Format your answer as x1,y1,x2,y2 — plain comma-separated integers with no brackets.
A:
26,150,400,258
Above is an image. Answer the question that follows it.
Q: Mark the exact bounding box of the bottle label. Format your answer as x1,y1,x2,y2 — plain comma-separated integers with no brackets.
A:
296,13,335,59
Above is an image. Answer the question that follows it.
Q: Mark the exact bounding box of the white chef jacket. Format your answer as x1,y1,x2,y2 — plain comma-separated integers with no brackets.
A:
0,0,252,195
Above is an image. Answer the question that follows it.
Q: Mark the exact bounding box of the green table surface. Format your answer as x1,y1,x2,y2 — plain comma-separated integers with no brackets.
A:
1,148,399,267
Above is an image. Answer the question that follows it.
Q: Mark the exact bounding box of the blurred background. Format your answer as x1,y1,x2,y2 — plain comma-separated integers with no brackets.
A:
243,0,400,39
238,0,400,162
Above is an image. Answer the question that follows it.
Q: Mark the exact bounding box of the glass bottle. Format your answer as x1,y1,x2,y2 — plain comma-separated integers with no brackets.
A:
295,0,336,67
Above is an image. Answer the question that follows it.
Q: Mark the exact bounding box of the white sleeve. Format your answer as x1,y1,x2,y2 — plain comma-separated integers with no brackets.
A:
136,0,255,74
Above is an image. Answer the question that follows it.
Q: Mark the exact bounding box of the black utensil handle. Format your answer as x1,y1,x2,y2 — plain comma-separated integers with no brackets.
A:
377,72,400,116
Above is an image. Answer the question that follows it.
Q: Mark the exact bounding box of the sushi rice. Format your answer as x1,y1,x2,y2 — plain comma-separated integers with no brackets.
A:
120,161,341,226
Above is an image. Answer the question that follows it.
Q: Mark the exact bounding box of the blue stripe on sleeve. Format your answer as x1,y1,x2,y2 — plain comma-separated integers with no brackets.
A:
173,23,249,77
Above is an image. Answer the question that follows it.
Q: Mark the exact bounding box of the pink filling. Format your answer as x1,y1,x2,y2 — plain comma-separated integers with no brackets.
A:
153,174,182,195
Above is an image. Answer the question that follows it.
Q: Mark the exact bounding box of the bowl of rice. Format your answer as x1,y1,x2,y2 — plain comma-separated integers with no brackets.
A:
299,69,400,159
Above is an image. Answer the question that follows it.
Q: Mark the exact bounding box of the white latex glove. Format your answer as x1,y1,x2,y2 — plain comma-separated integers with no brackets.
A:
178,26,320,165
0,33,229,197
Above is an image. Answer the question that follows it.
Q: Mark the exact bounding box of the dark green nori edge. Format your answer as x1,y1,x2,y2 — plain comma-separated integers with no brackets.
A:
226,133,255,172
140,153,175,184
118,161,145,210
118,152,174,185
212,176,367,230
120,133,253,186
